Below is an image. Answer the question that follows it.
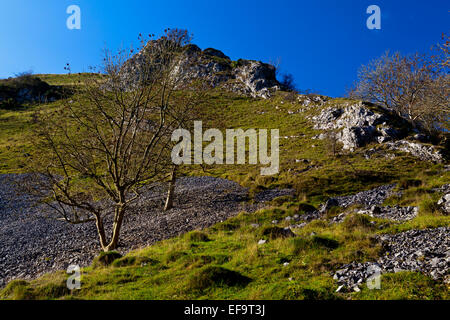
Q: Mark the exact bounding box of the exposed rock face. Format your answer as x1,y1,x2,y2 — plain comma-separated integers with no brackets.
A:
311,103,396,150
120,43,281,98
231,60,280,99
311,102,445,162
313,103,384,131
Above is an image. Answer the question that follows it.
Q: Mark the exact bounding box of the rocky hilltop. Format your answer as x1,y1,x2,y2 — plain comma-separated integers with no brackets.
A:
118,41,449,164
120,43,281,98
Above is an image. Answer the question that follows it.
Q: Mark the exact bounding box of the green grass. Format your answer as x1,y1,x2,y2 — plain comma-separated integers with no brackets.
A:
1,204,448,300
0,73,448,300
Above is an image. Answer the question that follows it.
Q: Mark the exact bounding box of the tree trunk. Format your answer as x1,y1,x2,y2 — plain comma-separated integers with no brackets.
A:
105,204,125,252
94,215,108,252
164,166,177,211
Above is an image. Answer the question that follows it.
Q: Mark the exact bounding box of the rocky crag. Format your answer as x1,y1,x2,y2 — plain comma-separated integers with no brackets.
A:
120,43,281,98
310,101,447,163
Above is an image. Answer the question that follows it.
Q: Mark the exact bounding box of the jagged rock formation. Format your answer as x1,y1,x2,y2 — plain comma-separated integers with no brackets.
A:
120,43,281,98
311,102,446,162
312,102,402,150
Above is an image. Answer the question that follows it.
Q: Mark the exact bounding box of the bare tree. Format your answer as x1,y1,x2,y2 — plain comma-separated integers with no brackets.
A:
162,80,210,211
163,165,177,211
28,29,205,252
349,50,449,132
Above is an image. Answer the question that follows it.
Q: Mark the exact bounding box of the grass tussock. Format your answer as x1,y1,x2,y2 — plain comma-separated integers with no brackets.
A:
92,251,122,268
186,231,210,242
187,266,252,291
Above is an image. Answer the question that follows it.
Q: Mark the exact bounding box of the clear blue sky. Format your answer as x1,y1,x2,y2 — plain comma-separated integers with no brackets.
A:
0,0,448,97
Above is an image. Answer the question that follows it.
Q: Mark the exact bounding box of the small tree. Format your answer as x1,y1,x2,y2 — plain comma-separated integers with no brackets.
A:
349,50,449,132
28,29,205,252
280,73,297,92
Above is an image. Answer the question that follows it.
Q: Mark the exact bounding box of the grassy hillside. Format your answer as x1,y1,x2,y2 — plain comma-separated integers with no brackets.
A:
0,73,449,300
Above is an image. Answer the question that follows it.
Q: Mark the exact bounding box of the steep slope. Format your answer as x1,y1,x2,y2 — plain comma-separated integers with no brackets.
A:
0,73,449,300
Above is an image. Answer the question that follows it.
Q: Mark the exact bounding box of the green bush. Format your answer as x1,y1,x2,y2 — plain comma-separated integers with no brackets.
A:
213,221,240,231
419,197,441,215
311,236,339,249
0,73,64,110
112,256,137,267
